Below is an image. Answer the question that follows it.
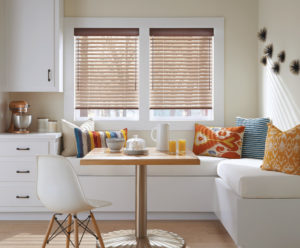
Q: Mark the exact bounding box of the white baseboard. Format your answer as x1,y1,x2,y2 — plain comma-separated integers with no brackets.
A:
0,212,217,221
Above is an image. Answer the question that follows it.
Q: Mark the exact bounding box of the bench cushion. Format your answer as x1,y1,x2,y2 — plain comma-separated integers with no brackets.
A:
67,155,225,176
217,159,300,198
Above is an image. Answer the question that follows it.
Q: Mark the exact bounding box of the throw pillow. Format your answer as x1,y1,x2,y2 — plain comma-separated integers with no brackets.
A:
74,128,128,158
193,124,245,158
261,124,300,175
236,117,270,159
61,119,95,156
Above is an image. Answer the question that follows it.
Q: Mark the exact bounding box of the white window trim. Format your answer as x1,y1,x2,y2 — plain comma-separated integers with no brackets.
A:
64,17,224,130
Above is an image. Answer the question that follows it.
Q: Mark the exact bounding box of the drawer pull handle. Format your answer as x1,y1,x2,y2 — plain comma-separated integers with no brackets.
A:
16,147,30,151
16,170,30,174
48,69,51,82
16,195,30,199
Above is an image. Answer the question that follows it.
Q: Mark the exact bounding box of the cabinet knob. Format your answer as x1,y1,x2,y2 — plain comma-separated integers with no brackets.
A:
16,147,30,151
48,69,51,82
16,195,30,199
16,170,30,174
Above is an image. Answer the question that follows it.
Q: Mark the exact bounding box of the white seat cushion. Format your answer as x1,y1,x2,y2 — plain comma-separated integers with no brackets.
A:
217,159,300,198
67,155,225,176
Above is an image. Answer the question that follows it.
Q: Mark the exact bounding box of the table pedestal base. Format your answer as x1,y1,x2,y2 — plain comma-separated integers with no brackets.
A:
102,229,185,248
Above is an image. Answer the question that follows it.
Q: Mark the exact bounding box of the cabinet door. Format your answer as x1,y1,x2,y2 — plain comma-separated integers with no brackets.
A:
4,0,57,92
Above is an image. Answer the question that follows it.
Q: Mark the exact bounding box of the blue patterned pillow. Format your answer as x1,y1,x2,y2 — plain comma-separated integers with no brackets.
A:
236,117,270,159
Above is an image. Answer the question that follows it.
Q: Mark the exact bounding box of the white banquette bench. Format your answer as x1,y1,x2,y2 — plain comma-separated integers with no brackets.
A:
68,156,300,248
0,131,298,248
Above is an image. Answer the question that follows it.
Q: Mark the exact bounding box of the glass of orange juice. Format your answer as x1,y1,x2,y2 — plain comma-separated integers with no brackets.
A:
168,140,176,155
178,139,186,155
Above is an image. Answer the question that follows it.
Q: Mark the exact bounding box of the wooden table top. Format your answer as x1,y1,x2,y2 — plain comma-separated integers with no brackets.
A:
80,147,200,166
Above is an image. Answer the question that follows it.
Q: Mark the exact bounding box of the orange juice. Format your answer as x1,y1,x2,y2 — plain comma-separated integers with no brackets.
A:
178,139,186,155
168,140,176,155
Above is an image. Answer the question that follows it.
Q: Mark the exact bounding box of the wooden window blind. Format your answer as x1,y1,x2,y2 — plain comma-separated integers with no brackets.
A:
74,28,139,110
150,28,214,110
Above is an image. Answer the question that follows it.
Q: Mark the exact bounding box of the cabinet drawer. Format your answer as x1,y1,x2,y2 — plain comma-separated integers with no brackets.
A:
0,141,48,156
0,161,36,181
0,182,42,207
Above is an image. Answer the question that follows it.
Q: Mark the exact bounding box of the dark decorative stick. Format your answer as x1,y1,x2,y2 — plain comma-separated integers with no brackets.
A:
278,51,286,63
261,56,267,66
258,27,267,42
272,62,280,74
264,44,273,58
290,60,300,75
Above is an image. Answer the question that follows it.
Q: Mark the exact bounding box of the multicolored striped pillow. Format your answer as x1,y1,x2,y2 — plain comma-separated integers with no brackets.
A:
74,128,128,158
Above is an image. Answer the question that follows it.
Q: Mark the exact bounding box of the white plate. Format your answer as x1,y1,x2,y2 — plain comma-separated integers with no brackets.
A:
123,149,149,156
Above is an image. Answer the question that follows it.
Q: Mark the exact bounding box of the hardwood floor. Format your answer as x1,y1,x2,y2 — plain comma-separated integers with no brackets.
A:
0,220,236,248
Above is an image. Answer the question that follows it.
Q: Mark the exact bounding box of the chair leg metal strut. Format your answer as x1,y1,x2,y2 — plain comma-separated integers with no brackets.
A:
42,212,105,247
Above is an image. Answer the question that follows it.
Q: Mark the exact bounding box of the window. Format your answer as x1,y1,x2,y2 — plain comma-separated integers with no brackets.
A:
65,18,224,130
149,28,214,120
74,28,139,120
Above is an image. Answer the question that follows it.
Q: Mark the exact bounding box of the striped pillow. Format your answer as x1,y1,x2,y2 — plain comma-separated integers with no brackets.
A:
236,117,270,159
74,128,128,158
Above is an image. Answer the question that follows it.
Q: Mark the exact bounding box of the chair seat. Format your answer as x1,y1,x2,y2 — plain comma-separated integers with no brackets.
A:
87,199,112,209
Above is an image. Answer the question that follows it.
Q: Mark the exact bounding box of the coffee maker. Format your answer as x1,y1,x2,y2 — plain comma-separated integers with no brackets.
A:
8,101,32,133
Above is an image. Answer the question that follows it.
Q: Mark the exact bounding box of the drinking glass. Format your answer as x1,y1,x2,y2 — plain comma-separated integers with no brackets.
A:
168,140,176,155
178,139,186,155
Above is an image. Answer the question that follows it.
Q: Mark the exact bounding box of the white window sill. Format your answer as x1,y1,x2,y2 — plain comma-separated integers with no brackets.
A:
71,119,224,131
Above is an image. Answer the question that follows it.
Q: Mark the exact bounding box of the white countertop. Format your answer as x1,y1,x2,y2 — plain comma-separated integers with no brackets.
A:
0,132,62,139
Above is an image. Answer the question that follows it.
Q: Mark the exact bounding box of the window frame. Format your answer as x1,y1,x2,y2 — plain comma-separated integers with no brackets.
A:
64,18,224,130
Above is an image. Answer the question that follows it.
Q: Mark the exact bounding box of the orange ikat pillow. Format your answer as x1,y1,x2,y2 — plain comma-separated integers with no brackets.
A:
193,124,245,159
261,124,300,175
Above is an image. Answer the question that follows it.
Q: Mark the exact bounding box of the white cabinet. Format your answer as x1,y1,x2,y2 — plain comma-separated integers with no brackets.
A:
3,0,63,92
0,133,61,211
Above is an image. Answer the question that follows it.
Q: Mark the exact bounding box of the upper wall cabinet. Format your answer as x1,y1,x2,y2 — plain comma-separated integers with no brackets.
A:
3,0,63,92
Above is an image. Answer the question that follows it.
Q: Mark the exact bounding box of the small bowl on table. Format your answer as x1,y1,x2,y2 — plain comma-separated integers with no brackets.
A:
106,138,125,153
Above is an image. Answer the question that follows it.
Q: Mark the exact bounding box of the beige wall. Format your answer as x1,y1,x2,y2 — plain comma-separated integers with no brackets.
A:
9,0,259,144
9,93,64,132
0,93,8,132
258,0,300,130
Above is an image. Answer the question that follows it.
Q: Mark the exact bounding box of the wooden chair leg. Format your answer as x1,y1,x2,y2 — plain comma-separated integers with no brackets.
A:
42,214,56,248
74,215,79,248
90,211,105,248
66,214,72,248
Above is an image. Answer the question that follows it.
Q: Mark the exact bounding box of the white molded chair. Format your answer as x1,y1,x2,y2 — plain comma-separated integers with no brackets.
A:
37,155,111,248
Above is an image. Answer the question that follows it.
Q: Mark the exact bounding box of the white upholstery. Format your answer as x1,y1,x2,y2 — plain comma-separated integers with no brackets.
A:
68,155,226,176
217,159,300,198
37,155,111,214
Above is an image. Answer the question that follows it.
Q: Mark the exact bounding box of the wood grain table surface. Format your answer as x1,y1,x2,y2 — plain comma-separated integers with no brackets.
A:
80,147,200,166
